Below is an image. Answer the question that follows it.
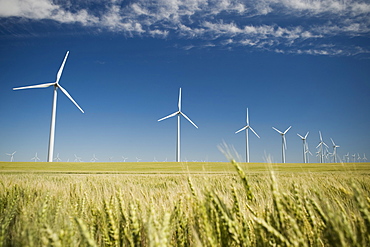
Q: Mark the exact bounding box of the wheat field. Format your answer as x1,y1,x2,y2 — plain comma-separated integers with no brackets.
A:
1,161,370,246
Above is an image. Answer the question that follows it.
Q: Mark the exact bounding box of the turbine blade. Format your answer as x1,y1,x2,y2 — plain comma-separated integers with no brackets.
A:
316,143,321,149
178,88,182,112
235,126,247,134
13,82,56,90
272,127,283,134
58,85,84,113
180,112,198,128
330,138,335,146
323,142,329,148
304,131,309,139
246,108,249,125
297,133,304,139
56,51,69,84
249,126,260,138
319,131,323,141
284,126,292,134
158,111,178,122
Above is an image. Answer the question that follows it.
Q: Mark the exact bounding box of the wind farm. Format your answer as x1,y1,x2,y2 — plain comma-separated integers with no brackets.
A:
1,1,370,246
6,53,366,164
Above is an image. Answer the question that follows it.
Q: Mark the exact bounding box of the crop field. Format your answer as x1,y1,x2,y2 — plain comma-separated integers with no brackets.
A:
1,161,370,246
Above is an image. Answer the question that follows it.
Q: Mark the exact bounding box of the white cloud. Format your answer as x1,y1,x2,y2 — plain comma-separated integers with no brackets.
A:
0,0,58,19
1,0,369,56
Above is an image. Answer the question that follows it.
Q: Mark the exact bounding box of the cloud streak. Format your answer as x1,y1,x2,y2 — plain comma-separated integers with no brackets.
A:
1,0,369,56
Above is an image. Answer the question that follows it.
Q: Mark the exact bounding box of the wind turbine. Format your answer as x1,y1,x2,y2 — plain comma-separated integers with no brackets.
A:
31,152,40,162
344,152,349,162
74,154,82,162
297,132,309,163
122,156,128,162
316,131,329,163
6,151,16,162
272,126,291,163
330,138,340,163
54,153,61,162
158,88,198,162
352,153,356,162
13,51,84,162
136,157,141,162
91,154,98,162
363,154,367,162
235,108,260,163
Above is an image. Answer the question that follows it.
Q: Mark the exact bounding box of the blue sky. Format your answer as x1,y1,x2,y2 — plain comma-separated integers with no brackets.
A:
0,0,369,163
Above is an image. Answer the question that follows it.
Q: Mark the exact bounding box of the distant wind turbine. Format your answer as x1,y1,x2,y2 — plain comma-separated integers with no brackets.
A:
136,157,141,162
13,51,84,162
74,154,82,162
330,138,340,163
31,152,40,162
344,152,350,163
235,108,260,163
91,154,98,162
272,126,291,163
122,156,128,162
158,88,198,162
297,132,309,163
6,151,16,162
316,131,329,163
54,153,61,162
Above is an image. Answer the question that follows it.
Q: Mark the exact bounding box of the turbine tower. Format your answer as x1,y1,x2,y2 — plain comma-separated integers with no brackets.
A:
316,131,329,163
297,132,309,163
330,138,340,163
272,126,291,163
235,108,260,163
158,88,198,162
13,51,84,162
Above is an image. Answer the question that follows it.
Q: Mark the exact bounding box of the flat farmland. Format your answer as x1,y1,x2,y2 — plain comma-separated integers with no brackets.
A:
1,161,369,173
1,161,370,246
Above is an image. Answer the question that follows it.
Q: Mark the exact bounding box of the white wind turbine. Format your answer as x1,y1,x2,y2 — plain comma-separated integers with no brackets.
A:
352,153,356,162
31,152,40,162
272,126,291,163
235,108,260,163
13,51,84,162
297,132,309,163
330,138,340,163
122,156,128,162
54,153,61,162
74,154,82,162
316,131,329,163
6,151,16,162
91,154,98,162
344,152,350,162
158,88,198,162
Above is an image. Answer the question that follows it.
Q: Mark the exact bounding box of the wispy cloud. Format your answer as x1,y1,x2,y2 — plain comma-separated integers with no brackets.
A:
1,0,369,56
